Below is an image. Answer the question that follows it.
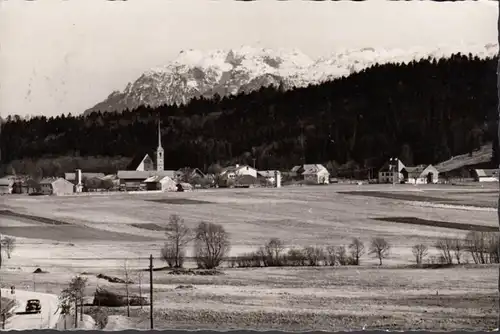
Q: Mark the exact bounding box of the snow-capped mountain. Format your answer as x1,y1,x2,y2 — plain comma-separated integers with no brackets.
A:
84,43,498,116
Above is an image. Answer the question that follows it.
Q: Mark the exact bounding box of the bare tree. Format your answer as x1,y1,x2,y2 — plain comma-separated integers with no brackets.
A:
348,238,365,265
369,237,391,265
194,221,230,269
325,245,336,266
264,238,285,266
411,244,428,265
303,246,325,266
451,238,464,264
435,238,454,264
1,237,16,259
336,246,348,265
161,214,192,268
59,275,88,326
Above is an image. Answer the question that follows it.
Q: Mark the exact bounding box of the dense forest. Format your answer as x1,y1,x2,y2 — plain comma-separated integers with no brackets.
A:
0,53,497,177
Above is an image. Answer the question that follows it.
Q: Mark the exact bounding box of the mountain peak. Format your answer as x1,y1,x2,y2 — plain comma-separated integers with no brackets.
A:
83,43,498,116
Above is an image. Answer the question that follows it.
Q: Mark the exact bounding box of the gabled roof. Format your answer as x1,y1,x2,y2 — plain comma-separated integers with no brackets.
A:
126,152,156,171
100,174,118,181
474,169,499,178
402,164,438,178
302,164,329,175
144,175,173,183
117,170,176,180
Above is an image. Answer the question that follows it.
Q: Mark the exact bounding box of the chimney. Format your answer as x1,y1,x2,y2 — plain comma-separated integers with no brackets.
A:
75,169,83,193
274,170,281,188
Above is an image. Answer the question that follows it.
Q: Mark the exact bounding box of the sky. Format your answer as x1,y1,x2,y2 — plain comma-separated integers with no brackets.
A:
0,0,497,118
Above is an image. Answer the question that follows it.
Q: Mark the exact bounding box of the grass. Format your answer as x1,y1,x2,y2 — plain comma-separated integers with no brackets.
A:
0,183,498,330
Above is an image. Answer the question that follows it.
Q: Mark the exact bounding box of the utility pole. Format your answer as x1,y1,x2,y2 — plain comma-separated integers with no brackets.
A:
252,158,256,170
125,260,130,317
391,157,397,186
149,254,154,330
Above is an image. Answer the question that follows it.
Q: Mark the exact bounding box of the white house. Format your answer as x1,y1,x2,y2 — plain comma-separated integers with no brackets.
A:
402,164,439,184
0,176,14,194
39,177,75,195
472,169,499,182
302,164,330,185
378,159,406,184
218,164,258,187
144,175,177,191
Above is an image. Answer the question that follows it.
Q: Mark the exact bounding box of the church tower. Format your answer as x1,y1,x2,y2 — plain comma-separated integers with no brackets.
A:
156,120,164,172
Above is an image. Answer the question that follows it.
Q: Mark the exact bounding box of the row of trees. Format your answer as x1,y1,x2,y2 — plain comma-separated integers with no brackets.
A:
1,53,497,178
158,214,500,269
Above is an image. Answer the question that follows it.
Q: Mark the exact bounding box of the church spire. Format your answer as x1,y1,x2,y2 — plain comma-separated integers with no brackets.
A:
156,118,164,172
157,119,162,149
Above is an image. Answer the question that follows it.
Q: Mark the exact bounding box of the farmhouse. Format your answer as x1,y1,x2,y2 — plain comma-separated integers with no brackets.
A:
144,175,177,191
472,169,499,182
378,159,405,184
39,177,75,196
289,164,329,184
0,176,14,194
302,165,329,185
401,164,439,184
117,170,176,191
217,164,258,187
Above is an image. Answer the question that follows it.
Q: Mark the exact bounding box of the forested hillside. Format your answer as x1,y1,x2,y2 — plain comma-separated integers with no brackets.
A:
0,53,497,177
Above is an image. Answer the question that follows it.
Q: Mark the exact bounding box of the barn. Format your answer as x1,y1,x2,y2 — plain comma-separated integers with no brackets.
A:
39,178,75,196
144,175,177,191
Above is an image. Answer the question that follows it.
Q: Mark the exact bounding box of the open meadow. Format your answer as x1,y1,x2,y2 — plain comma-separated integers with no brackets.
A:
0,182,498,330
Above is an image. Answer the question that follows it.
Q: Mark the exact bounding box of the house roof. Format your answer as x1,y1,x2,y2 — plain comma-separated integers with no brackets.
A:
126,152,157,170
302,164,329,175
403,164,437,178
117,170,176,180
291,165,302,173
474,169,498,178
144,175,173,183
100,174,118,181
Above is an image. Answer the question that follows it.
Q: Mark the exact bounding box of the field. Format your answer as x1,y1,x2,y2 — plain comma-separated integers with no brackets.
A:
0,183,498,330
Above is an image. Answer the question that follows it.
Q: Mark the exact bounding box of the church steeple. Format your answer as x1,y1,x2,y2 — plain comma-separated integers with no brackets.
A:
156,119,164,171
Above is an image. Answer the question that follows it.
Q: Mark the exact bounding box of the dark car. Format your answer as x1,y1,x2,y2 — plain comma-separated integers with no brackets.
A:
25,299,41,314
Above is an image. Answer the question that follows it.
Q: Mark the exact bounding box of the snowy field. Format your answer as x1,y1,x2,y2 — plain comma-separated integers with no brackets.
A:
0,183,498,330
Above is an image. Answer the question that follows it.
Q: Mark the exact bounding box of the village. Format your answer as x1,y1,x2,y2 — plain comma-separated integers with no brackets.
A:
0,126,498,196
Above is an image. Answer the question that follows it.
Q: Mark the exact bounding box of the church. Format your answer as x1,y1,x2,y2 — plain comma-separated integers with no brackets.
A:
116,121,177,191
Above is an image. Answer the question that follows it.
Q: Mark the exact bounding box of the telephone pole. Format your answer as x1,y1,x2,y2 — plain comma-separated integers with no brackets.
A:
149,255,154,330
